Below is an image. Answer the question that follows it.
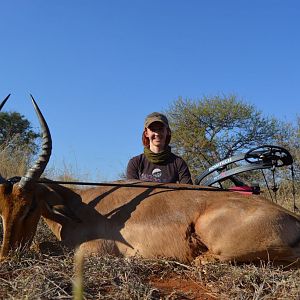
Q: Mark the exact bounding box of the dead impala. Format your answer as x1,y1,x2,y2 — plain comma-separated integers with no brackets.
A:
0,95,300,265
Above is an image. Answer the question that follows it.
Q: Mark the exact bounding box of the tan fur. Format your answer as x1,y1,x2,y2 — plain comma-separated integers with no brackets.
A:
1,180,300,265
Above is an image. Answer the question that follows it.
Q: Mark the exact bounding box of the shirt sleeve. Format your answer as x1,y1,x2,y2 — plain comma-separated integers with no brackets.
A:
177,158,193,184
126,156,140,180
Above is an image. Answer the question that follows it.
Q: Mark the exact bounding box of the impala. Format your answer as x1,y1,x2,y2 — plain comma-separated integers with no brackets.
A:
0,95,300,265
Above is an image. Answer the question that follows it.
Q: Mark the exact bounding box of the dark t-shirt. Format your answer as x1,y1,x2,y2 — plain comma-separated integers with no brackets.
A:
126,153,192,184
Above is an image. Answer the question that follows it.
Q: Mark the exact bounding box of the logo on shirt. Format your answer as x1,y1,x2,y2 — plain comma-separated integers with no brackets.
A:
140,168,164,182
152,168,162,179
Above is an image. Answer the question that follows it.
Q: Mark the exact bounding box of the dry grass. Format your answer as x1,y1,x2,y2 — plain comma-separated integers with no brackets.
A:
0,138,32,178
0,220,300,299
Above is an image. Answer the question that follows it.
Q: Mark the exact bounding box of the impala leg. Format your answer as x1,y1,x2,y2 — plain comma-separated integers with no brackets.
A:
185,221,209,261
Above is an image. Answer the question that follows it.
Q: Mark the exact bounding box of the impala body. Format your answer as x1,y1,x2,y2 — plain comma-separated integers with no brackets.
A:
0,95,300,265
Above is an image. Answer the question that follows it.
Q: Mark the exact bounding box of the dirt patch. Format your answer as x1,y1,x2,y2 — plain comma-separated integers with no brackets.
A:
150,276,217,300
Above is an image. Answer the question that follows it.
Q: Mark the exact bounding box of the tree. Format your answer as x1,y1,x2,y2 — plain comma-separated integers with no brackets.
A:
165,94,282,179
276,116,300,179
0,111,40,178
0,111,39,152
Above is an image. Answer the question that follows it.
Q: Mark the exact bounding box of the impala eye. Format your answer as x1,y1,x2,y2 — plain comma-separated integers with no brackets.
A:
7,177,22,184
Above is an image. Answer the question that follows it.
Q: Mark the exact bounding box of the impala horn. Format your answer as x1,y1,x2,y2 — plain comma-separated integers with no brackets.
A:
19,95,52,189
0,94,11,110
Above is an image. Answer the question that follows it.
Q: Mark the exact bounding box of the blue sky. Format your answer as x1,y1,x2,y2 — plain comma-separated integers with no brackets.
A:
1,1,299,181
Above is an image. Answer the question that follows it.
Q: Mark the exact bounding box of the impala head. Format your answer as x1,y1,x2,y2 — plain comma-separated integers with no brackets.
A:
0,94,52,259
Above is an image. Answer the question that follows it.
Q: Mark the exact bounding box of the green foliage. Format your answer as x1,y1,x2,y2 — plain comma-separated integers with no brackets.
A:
165,95,281,178
0,111,39,154
0,111,40,178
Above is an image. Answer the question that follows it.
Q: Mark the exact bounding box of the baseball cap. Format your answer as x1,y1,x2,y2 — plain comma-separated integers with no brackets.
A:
144,112,169,128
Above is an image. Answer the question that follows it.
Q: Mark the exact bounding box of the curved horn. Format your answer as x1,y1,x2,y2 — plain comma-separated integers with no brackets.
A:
0,94,11,183
19,95,52,189
0,94,11,111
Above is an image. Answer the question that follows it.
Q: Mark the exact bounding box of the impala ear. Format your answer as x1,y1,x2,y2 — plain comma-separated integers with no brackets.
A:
0,175,6,184
43,201,82,223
